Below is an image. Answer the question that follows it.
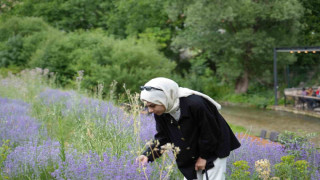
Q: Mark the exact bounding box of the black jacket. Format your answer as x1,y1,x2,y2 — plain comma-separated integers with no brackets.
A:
143,95,240,180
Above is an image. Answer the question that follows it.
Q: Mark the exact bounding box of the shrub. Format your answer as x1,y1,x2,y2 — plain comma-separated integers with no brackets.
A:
278,131,317,158
274,155,310,179
175,55,231,99
11,0,113,31
31,30,176,94
0,35,24,67
29,30,76,86
0,17,176,96
0,17,50,42
229,160,251,180
0,17,56,68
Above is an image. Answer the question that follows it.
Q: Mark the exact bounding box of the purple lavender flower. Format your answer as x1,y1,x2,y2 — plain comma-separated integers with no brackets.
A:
227,134,287,176
38,88,76,106
139,114,156,142
51,149,148,180
4,140,60,178
0,97,43,146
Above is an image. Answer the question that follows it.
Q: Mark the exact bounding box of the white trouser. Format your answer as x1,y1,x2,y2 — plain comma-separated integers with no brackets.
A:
183,157,228,180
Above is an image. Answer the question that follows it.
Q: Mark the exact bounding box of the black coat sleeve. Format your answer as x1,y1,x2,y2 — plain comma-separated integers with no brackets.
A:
190,98,222,159
143,116,171,162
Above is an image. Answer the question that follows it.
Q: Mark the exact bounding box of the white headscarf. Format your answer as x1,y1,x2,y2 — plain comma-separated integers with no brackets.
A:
140,77,221,120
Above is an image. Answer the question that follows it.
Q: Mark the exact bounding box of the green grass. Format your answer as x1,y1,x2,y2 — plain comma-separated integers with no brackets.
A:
229,124,247,134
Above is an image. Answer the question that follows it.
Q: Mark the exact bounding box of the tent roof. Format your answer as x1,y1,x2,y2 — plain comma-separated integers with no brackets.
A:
275,46,320,52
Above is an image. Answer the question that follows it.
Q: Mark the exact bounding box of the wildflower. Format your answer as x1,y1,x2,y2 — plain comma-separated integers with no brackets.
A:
174,147,181,154
145,140,154,146
255,159,270,180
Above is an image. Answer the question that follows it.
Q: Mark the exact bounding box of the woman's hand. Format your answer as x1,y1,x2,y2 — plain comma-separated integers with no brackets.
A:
195,157,207,171
136,155,148,165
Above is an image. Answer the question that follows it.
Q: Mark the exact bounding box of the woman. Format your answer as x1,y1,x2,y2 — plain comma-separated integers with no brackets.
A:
136,77,240,180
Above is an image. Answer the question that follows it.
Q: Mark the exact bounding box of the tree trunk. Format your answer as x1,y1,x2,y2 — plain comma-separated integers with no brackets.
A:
235,71,249,94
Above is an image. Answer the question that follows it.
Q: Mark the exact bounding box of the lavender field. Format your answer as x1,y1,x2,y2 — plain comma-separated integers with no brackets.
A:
0,69,319,179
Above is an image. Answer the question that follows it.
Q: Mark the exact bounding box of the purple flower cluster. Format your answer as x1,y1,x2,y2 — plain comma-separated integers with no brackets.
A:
51,150,148,180
38,88,76,106
38,88,156,142
0,97,43,146
227,134,287,175
1,90,158,179
4,140,60,178
286,142,320,179
38,89,132,129
4,139,150,179
227,134,320,179
139,114,156,142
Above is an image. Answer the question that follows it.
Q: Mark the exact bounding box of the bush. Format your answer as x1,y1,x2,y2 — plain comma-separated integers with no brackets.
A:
0,17,55,68
10,0,113,31
0,17,176,95
30,30,176,94
274,155,310,179
29,30,76,86
174,55,231,99
0,17,50,42
0,35,24,67
229,160,252,180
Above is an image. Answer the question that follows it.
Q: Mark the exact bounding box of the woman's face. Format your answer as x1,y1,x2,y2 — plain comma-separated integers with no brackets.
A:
145,101,166,115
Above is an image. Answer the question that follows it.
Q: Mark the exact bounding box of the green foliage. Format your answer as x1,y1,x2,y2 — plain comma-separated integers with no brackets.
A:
278,131,317,147
229,160,251,180
0,17,55,68
107,0,169,37
222,90,274,108
299,0,320,46
0,16,50,42
0,35,24,67
29,30,77,86
229,124,247,134
30,30,175,94
138,27,172,49
294,160,309,178
9,0,113,31
1,1,319,106
106,0,181,59
0,66,22,76
274,155,295,179
274,155,310,179
278,131,317,158
9,0,178,40
0,0,20,19
175,55,231,99
0,16,176,95
173,0,304,93
0,140,11,168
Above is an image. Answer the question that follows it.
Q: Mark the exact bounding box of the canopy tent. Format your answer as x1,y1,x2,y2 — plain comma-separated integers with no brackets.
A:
273,46,320,105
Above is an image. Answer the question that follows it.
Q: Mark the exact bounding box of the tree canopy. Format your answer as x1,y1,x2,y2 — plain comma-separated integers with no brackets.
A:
173,0,304,93
1,0,319,101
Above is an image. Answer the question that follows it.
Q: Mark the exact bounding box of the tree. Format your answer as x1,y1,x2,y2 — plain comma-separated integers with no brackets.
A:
9,0,114,31
0,17,52,69
9,0,183,62
173,0,304,93
299,0,320,46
